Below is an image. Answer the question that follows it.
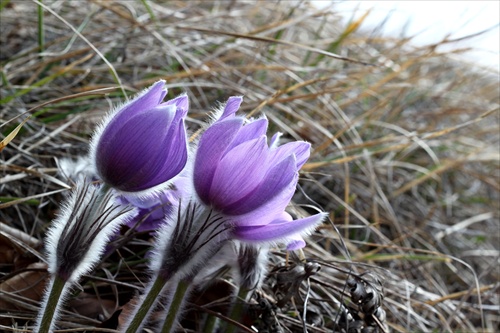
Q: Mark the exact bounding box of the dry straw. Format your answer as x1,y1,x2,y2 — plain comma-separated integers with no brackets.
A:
0,1,498,332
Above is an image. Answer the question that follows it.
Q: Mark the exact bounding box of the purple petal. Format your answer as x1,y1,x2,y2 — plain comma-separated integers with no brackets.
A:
164,93,189,113
122,177,190,232
159,89,168,102
194,118,244,204
278,220,307,250
98,81,167,160
126,193,174,232
109,80,166,126
227,180,298,229
220,96,243,121
156,111,188,181
97,110,169,188
269,141,311,169
129,204,169,232
233,212,326,242
209,136,269,210
269,132,282,148
286,236,306,250
96,105,183,192
228,118,268,151
223,154,297,216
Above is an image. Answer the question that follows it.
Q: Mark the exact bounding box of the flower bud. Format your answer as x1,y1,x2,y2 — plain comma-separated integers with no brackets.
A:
90,80,188,194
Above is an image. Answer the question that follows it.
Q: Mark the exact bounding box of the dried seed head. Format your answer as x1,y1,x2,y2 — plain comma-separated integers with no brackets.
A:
347,272,384,316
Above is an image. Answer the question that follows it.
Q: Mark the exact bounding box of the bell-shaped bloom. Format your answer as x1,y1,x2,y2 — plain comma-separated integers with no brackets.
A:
193,97,326,248
90,80,188,194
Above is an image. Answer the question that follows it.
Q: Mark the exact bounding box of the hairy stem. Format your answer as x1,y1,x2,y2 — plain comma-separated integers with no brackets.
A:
160,278,192,333
225,287,250,333
124,274,169,333
36,275,67,333
203,312,220,333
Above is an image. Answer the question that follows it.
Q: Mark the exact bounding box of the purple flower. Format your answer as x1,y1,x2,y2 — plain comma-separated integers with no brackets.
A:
90,80,188,194
121,97,327,331
193,97,326,248
120,175,191,232
118,196,168,232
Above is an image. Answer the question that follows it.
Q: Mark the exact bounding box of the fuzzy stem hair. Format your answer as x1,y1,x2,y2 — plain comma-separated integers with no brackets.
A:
123,272,170,333
34,275,69,333
159,278,193,333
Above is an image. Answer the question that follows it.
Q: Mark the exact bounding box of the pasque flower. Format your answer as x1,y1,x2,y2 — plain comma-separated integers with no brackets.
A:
35,181,136,333
90,80,188,194
123,97,326,333
194,96,326,247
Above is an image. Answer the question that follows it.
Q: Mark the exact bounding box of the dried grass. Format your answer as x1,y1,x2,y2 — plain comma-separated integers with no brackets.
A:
1,1,499,332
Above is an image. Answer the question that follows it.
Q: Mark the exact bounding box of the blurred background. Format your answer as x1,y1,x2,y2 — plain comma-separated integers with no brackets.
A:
314,0,499,71
1,1,498,332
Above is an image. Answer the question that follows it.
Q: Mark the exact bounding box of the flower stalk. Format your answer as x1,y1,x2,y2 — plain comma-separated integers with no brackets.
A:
202,312,220,333
223,244,268,333
225,287,251,333
36,275,67,333
124,273,170,333
160,278,192,333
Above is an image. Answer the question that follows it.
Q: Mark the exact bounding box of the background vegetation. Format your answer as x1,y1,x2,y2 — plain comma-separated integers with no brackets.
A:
1,1,498,332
